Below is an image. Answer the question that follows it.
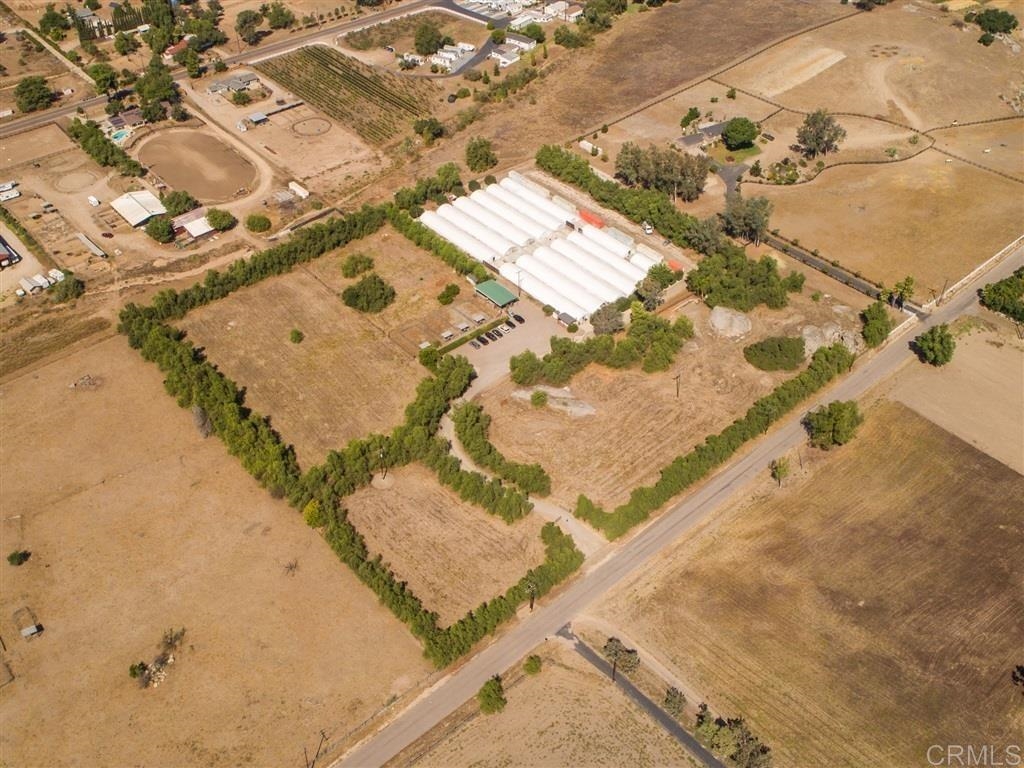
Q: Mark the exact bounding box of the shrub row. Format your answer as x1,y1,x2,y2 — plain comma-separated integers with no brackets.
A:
0,204,51,267
67,118,144,176
385,207,489,282
510,303,694,386
742,336,806,371
575,344,856,539
452,403,552,496
979,266,1024,323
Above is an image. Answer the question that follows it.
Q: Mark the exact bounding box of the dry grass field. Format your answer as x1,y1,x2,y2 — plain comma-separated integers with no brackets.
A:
889,311,1024,474
136,128,258,203
341,10,488,71
0,336,432,767
755,149,1024,291
721,1,1022,129
596,401,1024,768
178,225,490,468
343,465,547,625
928,120,1024,181
398,640,695,768
477,276,868,510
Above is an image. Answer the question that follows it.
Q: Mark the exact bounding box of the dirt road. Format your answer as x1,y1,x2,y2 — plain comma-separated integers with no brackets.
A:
335,244,1024,768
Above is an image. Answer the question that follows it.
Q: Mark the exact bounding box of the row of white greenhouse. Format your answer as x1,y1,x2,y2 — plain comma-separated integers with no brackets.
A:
418,172,667,321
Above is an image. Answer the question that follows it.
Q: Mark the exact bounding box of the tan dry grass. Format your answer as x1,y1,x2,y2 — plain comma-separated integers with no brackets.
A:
596,400,1024,768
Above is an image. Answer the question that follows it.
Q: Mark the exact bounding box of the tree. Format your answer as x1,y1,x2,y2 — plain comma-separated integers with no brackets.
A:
135,55,176,106
231,90,252,106
14,76,54,113
743,336,805,371
521,22,545,42
860,300,893,348
50,272,85,302
591,303,624,335
115,31,141,55
477,675,507,714
721,117,758,150
893,275,915,307
341,253,373,277
342,272,396,313
206,208,236,231
413,117,444,144
145,215,175,243
805,400,863,449
722,192,772,245
7,550,31,566
246,213,271,232
602,637,640,681
530,389,547,407
979,267,1024,323
680,106,701,129
179,47,202,78
437,283,460,305
161,189,198,216
264,1,295,29
235,9,263,45
414,22,443,55
797,109,846,157
614,142,712,202
635,276,664,311
914,324,955,366
974,8,1018,34
289,328,304,343
490,28,506,44
88,63,118,94
664,687,686,718
524,654,543,674
466,137,497,172
769,456,790,487
39,3,71,39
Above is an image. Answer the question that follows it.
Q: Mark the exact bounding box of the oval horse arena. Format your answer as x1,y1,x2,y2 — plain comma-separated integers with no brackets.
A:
135,129,259,203
292,118,332,137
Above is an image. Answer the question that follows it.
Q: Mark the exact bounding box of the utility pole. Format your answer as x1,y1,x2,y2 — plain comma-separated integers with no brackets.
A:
673,373,681,399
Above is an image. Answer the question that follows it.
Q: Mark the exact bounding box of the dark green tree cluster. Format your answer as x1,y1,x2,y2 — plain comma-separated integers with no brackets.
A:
860,300,893,348
722,192,773,246
342,273,396,313
914,324,955,366
453,403,551,496
553,24,589,48
685,246,802,311
14,76,54,113
602,636,640,677
264,1,295,29
39,3,71,40
466,138,498,173
721,117,758,150
510,303,694,385
245,214,272,233
536,145,713,254
474,67,539,103
575,344,855,539
206,208,236,231
971,8,1018,35
797,109,846,158
392,162,464,211
742,336,805,371
615,142,713,202
413,117,445,144
161,190,199,216
145,216,175,243
50,272,85,302
680,106,701,129
437,283,460,305
414,22,449,55
695,704,773,768
67,119,144,176
341,253,374,278
805,400,863,449
979,267,1024,322
477,675,507,714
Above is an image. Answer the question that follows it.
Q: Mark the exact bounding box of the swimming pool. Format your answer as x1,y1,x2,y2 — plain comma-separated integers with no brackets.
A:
111,129,131,143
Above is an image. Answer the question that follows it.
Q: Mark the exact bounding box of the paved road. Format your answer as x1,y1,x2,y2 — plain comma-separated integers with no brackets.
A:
336,244,1023,768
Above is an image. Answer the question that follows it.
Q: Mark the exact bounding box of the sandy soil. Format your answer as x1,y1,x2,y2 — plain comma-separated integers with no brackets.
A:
755,149,1024,292
596,400,1024,768
0,336,432,767
344,465,547,625
136,128,259,203
0,31,63,89
888,312,1024,474
402,640,693,768
477,278,867,510
721,0,1022,129
178,224,490,468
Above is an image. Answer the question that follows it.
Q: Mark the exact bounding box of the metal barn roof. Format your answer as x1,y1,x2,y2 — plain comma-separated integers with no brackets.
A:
110,191,167,227
475,280,517,307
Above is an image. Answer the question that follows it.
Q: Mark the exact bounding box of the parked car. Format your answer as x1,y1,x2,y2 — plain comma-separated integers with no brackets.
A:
485,331,498,341
469,340,481,349
499,324,511,333
512,313,525,324
476,335,489,345
505,319,516,329
492,329,503,338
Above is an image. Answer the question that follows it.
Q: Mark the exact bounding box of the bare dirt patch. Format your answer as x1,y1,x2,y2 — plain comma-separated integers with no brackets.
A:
0,336,431,767
477,280,866,510
888,312,1024,473
596,400,1024,768
755,149,1024,292
400,640,693,768
136,128,258,203
721,1,1022,129
177,225,491,468
341,10,489,71
344,465,546,625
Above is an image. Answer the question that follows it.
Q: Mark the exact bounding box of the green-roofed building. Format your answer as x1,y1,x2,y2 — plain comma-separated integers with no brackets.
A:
475,279,517,308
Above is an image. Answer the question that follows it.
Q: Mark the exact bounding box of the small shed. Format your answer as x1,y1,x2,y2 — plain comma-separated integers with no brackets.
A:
248,112,269,125
288,181,309,200
557,311,576,326
475,280,517,308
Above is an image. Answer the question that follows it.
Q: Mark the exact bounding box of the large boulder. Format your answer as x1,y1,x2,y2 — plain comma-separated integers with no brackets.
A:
709,306,752,338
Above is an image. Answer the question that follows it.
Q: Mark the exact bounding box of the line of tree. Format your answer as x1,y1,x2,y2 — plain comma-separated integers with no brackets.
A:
979,266,1024,323
385,208,489,282
685,245,803,311
452,403,552,496
509,302,694,386
392,162,464,212
614,142,713,202
695,703,773,768
67,119,145,176
574,344,856,539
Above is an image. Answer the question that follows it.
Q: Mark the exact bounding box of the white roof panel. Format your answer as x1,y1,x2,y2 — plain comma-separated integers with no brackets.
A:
110,191,166,227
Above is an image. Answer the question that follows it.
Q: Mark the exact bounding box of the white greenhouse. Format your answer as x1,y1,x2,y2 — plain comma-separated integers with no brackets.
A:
452,196,535,246
549,238,636,296
437,204,518,257
420,210,502,265
471,189,551,239
567,231,647,283
533,245,622,304
491,182,566,231
499,263,588,321
580,223,633,260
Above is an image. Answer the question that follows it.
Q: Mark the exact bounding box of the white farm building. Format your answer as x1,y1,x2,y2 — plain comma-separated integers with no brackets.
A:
417,171,673,322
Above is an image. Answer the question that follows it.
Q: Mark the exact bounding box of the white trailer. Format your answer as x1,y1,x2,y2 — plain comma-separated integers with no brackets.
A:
437,204,517,257
517,252,604,313
567,231,646,283
420,210,502,265
549,238,635,296
580,223,633,260
487,184,565,232
500,262,588,320
473,189,550,239
533,245,621,304
453,196,534,246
